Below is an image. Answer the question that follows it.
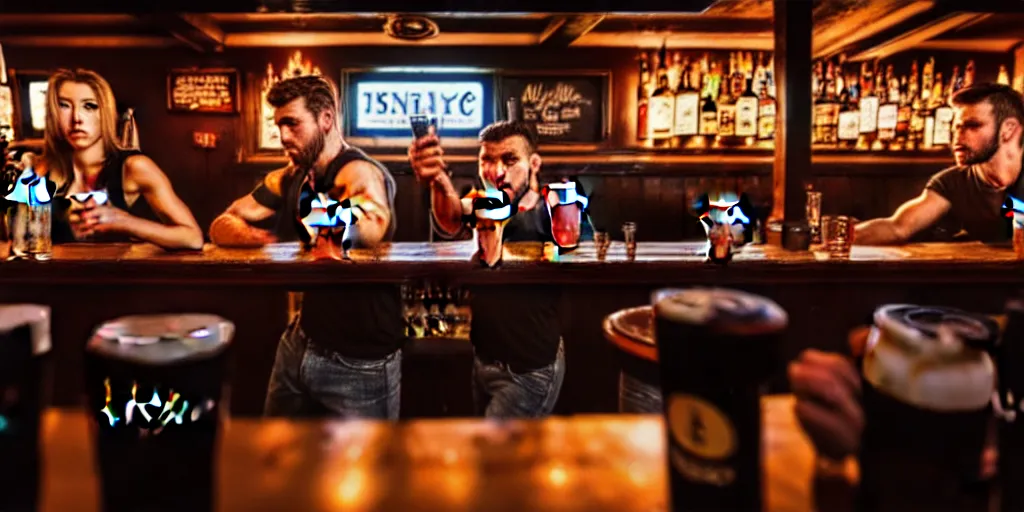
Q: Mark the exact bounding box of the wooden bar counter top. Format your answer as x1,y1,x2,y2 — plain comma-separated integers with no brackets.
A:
0,240,1019,286
41,395,844,512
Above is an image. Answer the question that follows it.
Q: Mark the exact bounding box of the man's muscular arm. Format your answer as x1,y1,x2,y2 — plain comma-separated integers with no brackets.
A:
331,160,392,247
209,169,285,248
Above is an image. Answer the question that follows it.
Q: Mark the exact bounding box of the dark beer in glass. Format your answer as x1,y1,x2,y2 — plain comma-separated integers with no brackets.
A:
0,305,50,512
652,288,787,511
859,304,996,512
84,314,234,512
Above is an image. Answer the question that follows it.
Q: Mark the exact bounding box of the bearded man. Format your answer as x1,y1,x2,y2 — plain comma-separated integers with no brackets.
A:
855,83,1024,244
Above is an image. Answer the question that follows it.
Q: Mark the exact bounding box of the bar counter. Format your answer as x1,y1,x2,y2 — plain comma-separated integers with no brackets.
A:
0,240,1020,286
41,395,841,512
3,240,1023,415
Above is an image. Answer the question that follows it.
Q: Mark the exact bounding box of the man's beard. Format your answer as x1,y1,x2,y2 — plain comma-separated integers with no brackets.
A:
292,130,326,170
501,170,533,207
955,134,999,166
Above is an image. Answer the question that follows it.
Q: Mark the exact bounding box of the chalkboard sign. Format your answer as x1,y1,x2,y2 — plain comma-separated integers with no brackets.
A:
166,68,239,114
498,72,609,144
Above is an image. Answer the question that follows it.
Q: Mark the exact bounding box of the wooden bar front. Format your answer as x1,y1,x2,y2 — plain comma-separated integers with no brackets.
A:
3,241,1020,416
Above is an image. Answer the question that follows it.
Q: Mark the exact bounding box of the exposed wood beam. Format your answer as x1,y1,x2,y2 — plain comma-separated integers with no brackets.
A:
537,16,567,44
914,38,1021,53
574,31,773,51
0,35,178,48
225,31,539,46
539,14,605,47
813,0,934,58
141,14,225,53
850,12,993,62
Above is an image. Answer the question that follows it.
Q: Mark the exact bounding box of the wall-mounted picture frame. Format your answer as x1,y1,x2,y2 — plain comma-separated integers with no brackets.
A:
497,70,611,146
341,67,497,148
166,68,240,114
10,69,51,143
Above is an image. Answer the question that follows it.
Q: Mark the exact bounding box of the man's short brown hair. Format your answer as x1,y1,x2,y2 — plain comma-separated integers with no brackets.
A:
266,75,338,120
479,121,538,154
951,83,1024,147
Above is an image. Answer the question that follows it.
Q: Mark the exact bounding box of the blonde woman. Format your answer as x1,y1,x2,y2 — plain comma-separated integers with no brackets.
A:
41,68,201,249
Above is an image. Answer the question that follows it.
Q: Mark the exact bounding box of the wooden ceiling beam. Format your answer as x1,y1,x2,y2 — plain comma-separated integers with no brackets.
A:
849,12,993,61
141,13,225,53
812,0,935,59
538,14,606,47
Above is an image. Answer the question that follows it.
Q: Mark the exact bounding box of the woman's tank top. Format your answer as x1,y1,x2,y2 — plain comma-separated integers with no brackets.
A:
52,149,153,244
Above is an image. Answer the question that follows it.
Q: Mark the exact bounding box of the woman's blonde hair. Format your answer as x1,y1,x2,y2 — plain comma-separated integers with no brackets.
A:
41,68,122,191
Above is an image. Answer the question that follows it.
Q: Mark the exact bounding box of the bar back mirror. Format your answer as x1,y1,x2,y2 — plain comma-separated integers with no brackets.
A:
10,70,50,144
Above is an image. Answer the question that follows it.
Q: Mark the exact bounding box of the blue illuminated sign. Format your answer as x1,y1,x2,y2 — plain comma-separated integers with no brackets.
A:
343,69,495,139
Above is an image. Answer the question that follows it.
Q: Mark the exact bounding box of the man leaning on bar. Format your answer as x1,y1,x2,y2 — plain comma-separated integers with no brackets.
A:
855,83,1024,245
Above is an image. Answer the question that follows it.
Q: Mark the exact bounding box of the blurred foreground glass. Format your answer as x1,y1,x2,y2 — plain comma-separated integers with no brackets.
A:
0,305,50,512
860,305,997,512
593,231,610,261
652,288,787,511
805,190,822,244
1013,215,1024,259
821,215,856,259
622,222,637,261
84,314,234,512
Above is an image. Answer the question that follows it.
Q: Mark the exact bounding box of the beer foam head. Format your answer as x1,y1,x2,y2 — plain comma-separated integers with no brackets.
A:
0,304,50,355
87,314,234,366
653,287,788,335
863,304,996,412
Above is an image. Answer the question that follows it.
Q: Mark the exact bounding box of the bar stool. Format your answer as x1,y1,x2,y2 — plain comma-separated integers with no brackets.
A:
602,305,663,414
0,304,51,512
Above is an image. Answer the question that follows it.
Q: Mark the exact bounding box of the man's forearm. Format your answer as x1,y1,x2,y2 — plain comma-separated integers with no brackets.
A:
854,218,907,246
209,213,273,248
429,174,463,236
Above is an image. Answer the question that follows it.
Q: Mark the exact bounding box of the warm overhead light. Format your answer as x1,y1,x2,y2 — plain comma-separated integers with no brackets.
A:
383,14,440,41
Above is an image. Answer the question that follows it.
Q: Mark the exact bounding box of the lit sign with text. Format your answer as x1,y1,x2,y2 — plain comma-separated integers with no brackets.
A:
344,70,494,139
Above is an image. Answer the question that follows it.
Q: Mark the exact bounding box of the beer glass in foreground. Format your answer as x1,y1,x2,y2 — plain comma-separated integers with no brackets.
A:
652,288,787,512
859,304,996,512
0,305,50,512
84,314,234,512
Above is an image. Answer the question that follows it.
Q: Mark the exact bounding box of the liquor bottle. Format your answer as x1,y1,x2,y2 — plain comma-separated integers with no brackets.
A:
753,52,768,98
895,76,912,150
999,65,1010,86
964,60,976,87
674,60,700,138
700,92,719,137
735,77,760,138
921,57,935,105
718,78,736,139
858,62,880,147
930,72,944,109
702,60,722,102
668,51,683,93
766,53,776,99
908,61,923,150
933,71,953,147
637,52,650,141
730,52,746,101
877,64,899,144
837,83,860,149
649,44,675,143
922,73,942,149
757,80,776,141
951,64,964,97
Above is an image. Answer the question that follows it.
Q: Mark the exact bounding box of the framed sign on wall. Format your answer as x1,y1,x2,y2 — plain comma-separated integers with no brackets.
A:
166,68,239,114
342,68,496,146
10,69,50,142
497,71,611,145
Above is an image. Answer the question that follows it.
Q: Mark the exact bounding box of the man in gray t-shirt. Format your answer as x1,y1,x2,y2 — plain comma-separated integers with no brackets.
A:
855,84,1024,245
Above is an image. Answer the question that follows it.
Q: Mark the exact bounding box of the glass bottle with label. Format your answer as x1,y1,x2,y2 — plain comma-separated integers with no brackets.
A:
895,76,911,150
858,62,879,150
876,64,899,145
921,57,935,106
932,71,953,147
735,77,759,138
757,80,775,141
674,60,700,139
718,78,736,140
648,44,675,144
837,83,860,149
700,93,719,138
636,52,650,142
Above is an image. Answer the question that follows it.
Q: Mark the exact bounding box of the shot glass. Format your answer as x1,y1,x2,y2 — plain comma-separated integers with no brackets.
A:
622,222,637,261
593,231,611,261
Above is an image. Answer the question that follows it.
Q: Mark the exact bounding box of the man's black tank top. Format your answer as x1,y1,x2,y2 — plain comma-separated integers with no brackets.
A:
52,149,154,244
275,146,403,360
